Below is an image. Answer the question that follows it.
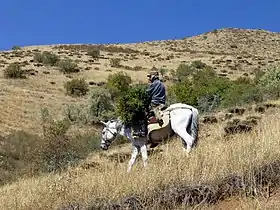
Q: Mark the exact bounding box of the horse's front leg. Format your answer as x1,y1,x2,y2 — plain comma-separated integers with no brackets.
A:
140,144,148,168
127,145,139,173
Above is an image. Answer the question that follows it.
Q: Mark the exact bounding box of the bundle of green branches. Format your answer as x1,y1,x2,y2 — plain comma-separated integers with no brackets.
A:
116,84,149,127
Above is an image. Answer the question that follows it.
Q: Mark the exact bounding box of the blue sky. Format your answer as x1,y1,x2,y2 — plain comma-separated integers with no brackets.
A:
1,0,279,50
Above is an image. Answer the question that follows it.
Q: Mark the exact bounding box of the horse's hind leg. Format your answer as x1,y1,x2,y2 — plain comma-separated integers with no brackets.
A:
170,109,194,153
127,145,139,173
135,139,148,168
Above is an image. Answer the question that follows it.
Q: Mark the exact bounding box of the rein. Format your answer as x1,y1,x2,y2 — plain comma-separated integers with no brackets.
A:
102,120,122,145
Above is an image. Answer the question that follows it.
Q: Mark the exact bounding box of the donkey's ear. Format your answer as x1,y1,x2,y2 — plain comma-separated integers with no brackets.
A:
100,121,107,126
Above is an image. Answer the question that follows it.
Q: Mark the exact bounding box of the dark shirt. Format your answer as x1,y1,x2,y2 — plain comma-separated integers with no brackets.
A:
146,79,166,105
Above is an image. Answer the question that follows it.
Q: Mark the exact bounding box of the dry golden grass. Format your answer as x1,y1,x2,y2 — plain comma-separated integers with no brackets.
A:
0,106,279,209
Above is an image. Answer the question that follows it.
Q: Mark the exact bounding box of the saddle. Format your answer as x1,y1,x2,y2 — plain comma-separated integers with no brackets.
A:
146,108,172,143
146,104,168,121
132,105,170,140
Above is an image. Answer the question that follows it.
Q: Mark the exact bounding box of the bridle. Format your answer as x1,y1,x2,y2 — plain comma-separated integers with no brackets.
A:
101,120,121,148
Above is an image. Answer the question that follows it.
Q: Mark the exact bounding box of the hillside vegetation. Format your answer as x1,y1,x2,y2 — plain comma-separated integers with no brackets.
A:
1,27,280,209
1,27,280,135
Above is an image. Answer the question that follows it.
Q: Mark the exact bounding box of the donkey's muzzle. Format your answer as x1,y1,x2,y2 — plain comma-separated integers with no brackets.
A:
100,144,108,150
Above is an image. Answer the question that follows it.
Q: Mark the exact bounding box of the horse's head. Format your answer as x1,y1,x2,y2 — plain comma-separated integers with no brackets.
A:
100,119,120,150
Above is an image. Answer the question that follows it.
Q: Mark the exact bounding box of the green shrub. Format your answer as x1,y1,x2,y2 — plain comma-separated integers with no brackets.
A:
174,61,208,81
63,104,89,125
169,67,232,108
253,69,265,84
116,84,149,126
40,108,99,172
0,107,102,183
214,76,264,108
159,68,168,77
197,94,221,113
192,67,232,97
3,63,26,79
191,60,207,69
42,51,60,66
168,62,269,112
110,58,121,67
234,76,254,85
12,45,21,51
175,63,195,81
87,87,115,123
168,79,197,105
34,52,44,63
40,108,77,172
257,64,280,98
221,83,263,107
33,51,60,66
0,131,44,185
106,71,132,99
58,59,79,73
87,48,100,58
64,78,89,97
167,62,280,112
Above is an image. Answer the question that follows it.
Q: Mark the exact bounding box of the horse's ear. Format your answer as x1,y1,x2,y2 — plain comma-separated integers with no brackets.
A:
92,120,107,127
100,121,107,126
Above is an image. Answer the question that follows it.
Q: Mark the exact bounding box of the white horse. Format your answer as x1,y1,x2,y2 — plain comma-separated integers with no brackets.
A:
99,103,199,172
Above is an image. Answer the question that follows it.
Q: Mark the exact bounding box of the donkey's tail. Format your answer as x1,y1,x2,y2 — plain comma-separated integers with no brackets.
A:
190,107,199,146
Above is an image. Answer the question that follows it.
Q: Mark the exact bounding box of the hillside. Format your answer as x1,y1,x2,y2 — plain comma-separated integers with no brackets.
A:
0,100,279,209
1,27,280,135
1,27,280,209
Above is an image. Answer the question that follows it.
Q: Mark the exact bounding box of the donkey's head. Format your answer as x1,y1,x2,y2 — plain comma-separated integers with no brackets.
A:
100,120,120,150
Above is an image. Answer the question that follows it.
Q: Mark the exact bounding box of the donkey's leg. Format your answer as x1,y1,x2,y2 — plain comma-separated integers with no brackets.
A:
170,108,194,153
127,145,139,173
140,143,148,168
133,139,148,168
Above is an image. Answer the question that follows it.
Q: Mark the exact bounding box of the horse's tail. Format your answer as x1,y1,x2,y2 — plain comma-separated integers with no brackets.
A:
190,107,199,146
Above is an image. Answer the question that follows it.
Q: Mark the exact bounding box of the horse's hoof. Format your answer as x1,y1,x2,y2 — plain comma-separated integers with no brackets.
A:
183,148,191,154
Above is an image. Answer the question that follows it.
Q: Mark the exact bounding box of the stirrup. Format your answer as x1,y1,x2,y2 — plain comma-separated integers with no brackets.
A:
158,119,163,126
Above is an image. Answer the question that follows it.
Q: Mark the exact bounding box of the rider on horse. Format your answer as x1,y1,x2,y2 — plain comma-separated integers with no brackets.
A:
146,70,166,126
131,70,167,138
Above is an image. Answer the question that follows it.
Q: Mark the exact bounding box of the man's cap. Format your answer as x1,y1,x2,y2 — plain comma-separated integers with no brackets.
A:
147,71,159,77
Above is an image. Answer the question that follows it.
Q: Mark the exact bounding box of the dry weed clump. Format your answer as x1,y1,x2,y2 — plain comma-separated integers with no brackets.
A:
58,58,79,73
64,78,89,97
223,117,260,135
3,63,26,79
33,51,60,66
